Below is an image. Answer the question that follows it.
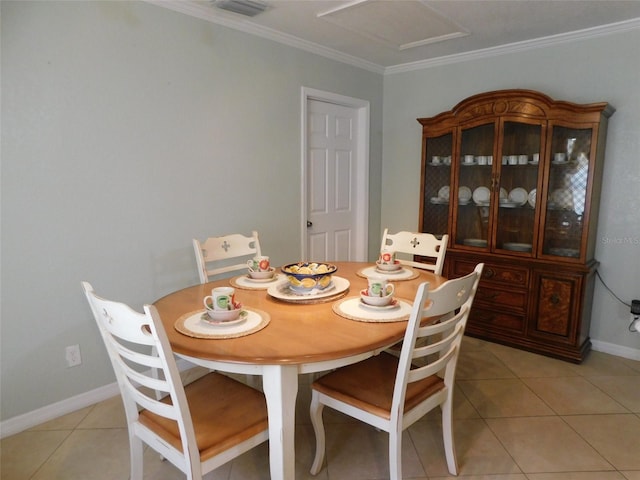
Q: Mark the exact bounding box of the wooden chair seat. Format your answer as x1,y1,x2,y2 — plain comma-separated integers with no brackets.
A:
312,352,444,420
139,372,268,460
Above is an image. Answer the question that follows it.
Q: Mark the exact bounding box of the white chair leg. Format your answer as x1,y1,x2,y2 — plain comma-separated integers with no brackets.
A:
129,434,144,480
388,429,402,480
441,396,458,475
309,392,326,475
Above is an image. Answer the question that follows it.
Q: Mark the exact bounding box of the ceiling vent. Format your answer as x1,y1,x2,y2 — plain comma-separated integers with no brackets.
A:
213,0,268,17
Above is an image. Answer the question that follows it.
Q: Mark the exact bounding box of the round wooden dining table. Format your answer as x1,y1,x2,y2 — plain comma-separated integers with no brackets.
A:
153,261,444,480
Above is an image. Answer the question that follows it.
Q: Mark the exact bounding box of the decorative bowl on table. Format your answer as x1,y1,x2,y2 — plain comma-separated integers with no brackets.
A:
203,307,246,323
248,267,276,280
204,296,244,323
375,260,402,272
281,262,337,294
360,288,394,307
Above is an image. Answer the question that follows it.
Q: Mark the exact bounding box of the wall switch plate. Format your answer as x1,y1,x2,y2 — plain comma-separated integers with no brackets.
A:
65,344,82,367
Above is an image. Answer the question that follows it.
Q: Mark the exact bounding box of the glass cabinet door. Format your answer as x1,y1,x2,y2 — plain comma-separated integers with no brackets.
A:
494,121,542,254
421,132,453,238
454,123,495,249
542,125,593,259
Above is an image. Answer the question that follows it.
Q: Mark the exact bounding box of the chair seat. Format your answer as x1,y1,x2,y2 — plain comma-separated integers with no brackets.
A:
312,352,444,420
139,372,268,460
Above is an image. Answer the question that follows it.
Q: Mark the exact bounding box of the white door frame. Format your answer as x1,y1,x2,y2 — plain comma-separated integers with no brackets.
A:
300,87,370,261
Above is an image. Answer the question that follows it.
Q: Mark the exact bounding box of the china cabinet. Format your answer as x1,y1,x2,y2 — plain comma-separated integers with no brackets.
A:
418,90,614,362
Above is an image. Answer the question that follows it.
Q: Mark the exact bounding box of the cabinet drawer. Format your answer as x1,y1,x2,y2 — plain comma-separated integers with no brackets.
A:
468,306,525,333
450,259,529,288
474,286,527,311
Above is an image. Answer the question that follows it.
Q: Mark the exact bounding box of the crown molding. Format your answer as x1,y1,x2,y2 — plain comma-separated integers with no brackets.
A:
143,0,385,74
385,17,640,74
145,1,640,77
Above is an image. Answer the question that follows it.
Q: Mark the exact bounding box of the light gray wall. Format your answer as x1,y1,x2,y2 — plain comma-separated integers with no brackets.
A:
382,28,640,355
1,1,383,420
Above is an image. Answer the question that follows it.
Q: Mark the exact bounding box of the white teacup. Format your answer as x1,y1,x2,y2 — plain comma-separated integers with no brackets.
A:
508,155,518,165
367,277,394,298
431,156,441,165
532,153,540,163
476,155,488,165
247,256,270,272
463,154,474,164
204,287,236,311
518,154,528,165
554,152,567,163
378,249,396,266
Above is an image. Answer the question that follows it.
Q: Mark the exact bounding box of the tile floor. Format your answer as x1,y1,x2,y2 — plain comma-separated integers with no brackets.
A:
2,337,640,480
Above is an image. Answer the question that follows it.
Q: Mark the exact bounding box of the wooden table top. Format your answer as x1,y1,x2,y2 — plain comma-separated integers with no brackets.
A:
154,262,444,366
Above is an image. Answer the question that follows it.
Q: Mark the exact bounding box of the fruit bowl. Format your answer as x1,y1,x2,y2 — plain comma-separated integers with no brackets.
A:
281,262,337,292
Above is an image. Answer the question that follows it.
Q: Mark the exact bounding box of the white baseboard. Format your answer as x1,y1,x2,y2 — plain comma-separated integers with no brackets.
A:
0,382,120,439
591,339,640,361
0,358,197,439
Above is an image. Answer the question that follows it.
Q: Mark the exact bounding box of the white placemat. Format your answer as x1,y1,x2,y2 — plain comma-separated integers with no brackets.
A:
267,276,350,304
357,266,419,281
230,273,285,290
332,296,413,323
175,308,270,339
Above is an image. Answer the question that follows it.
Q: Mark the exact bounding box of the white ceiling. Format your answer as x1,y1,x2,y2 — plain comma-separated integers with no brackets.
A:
149,0,640,74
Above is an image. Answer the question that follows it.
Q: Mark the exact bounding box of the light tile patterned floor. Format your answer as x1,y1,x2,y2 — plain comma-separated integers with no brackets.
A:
2,337,639,479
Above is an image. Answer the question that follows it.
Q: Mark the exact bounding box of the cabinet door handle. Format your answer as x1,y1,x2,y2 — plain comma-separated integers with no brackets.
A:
484,268,495,278
550,293,560,305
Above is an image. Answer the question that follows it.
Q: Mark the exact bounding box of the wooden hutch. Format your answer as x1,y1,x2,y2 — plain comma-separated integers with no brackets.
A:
418,89,614,363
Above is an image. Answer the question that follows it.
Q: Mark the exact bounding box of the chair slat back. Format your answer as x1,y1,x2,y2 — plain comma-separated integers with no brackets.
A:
381,229,448,274
193,231,261,283
82,282,198,456
390,263,483,420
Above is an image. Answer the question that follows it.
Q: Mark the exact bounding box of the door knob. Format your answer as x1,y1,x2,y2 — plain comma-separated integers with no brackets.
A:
307,221,313,228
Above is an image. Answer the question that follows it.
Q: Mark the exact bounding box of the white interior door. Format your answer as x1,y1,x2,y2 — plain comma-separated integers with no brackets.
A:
302,89,369,262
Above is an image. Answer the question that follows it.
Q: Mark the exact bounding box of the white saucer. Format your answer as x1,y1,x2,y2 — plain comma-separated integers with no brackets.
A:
508,187,528,206
245,274,278,283
359,298,399,310
461,161,476,166
472,186,490,204
458,186,472,203
201,311,247,326
503,242,532,252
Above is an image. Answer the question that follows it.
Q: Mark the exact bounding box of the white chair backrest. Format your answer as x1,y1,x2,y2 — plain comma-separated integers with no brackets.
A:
193,230,261,283
390,263,483,423
82,282,201,469
381,228,448,275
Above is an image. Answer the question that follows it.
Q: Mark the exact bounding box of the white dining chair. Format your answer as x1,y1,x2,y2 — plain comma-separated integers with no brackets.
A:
193,230,261,283
309,263,484,479
381,228,448,275
82,282,269,480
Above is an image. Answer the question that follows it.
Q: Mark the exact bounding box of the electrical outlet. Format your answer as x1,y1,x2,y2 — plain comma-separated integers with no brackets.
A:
65,344,82,367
